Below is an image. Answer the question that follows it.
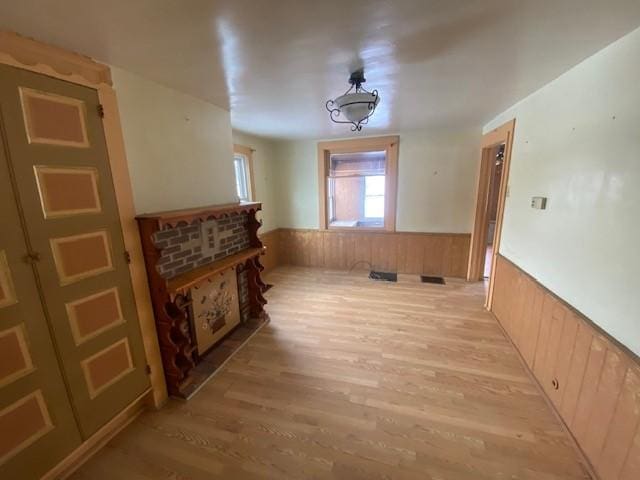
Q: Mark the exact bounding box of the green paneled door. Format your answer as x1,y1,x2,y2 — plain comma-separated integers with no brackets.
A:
0,64,149,460
0,103,82,479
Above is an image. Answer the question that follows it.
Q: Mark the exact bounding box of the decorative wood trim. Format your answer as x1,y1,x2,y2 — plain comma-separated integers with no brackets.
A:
136,201,262,228
487,120,516,308
317,135,399,232
467,119,516,310
491,254,640,480
233,144,256,201
0,31,112,87
41,389,151,480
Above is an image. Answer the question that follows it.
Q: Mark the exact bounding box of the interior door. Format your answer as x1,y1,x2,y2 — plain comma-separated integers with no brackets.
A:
0,64,150,438
0,113,82,479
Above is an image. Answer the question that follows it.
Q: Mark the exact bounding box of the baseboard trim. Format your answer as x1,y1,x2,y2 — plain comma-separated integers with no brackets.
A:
41,388,152,480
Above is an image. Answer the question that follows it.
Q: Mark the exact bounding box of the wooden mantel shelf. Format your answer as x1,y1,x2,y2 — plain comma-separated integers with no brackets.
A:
167,247,265,294
136,201,262,228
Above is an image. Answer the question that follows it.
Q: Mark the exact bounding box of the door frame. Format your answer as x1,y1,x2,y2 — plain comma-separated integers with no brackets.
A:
0,31,166,406
467,119,515,309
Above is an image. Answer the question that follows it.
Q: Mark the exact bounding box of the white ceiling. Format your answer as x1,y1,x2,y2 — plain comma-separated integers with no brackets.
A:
2,0,640,139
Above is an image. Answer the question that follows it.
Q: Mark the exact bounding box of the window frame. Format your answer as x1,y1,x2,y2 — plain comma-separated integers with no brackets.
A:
317,136,399,232
233,144,256,202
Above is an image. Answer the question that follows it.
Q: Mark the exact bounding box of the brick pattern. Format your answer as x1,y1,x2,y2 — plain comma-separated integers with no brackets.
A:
153,213,251,279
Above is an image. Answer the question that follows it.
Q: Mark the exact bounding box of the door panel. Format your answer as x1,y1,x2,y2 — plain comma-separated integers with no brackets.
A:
0,64,149,438
0,112,82,479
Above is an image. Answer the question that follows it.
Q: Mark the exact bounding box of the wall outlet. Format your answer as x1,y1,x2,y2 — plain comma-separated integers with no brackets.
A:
531,196,547,209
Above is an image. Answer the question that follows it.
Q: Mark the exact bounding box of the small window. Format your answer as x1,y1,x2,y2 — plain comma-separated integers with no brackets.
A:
233,154,250,202
232,144,255,202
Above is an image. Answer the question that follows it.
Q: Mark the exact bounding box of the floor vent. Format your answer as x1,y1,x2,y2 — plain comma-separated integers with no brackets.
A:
421,275,445,285
369,271,398,282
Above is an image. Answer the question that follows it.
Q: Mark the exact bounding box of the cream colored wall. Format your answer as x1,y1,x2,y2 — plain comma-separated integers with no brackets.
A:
273,140,320,229
273,130,480,233
111,66,237,214
232,131,279,233
484,26,640,356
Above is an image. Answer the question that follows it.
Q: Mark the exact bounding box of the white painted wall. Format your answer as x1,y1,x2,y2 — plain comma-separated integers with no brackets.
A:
273,130,480,232
232,131,279,233
111,67,237,214
484,27,640,356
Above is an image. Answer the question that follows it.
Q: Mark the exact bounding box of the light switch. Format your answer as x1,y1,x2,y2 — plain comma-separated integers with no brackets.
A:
531,196,547,209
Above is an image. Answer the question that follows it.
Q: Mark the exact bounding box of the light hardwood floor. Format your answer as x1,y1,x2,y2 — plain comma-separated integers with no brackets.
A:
70,266,590,480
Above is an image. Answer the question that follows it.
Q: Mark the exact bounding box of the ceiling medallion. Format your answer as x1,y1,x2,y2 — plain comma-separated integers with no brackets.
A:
325,69,380,131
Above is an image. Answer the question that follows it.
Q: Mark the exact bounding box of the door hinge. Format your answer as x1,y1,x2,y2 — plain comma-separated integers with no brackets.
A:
22,252,41,264
97,104,105,118
124,250,131,264
145,364,152,375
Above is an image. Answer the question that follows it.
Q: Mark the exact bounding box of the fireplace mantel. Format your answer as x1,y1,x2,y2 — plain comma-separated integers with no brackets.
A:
167,246,264,294
136,201,262,228
136,202,268,398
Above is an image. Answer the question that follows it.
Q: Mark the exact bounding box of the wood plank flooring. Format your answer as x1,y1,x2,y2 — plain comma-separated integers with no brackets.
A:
70,266,590,480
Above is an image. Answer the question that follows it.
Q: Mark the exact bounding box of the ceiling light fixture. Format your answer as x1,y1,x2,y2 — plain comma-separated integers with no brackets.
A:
326,69,380,131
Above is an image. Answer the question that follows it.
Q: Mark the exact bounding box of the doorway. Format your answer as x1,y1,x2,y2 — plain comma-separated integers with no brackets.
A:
484,144,505,278
467,119,515,309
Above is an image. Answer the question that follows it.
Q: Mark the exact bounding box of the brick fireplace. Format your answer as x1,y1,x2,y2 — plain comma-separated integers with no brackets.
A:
137,203,268,398
152,212,252,322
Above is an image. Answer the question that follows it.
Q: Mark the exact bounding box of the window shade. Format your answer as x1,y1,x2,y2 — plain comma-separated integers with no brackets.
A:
329,151,385,177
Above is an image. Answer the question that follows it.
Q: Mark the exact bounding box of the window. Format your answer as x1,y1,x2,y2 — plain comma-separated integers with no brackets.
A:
318,136,398,231
233,154,250,201
232,144,255,202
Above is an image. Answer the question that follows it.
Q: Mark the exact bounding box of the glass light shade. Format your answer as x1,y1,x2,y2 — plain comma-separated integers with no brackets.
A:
334,92,380,123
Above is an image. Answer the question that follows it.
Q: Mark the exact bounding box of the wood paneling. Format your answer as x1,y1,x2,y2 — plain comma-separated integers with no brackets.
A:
273,228,470,278
492,254,640,480
258,229,279,273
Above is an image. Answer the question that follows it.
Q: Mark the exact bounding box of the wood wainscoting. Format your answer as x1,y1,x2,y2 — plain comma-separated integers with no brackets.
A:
260,228,470,278
259,229,280,273
492,255,640,480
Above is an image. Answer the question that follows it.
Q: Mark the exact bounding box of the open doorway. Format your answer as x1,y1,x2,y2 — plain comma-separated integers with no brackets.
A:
484,144,505,278
467,120,515,309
